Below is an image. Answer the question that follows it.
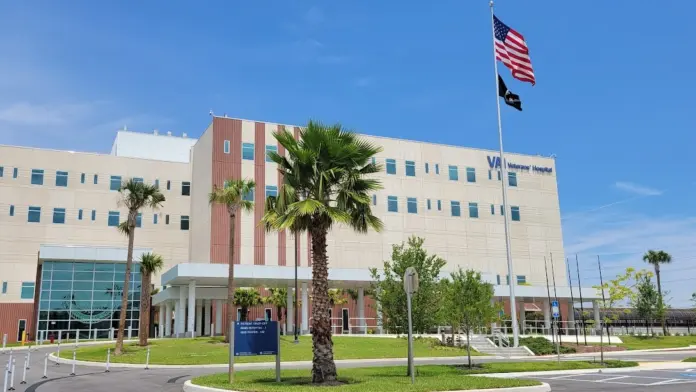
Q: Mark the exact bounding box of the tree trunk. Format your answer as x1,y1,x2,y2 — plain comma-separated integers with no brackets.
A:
451,326,455,347
466,329,472,369
310,224,337,384
227,210,236,383
655,265,667,335
115,210,137,355
139,273,151,346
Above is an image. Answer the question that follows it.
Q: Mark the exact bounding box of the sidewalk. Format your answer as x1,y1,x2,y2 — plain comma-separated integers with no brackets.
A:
481,361,696,378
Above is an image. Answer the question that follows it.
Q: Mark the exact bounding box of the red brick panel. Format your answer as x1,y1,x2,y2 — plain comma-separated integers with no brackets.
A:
254,122,266,265
0,303,35,343
277,125,286,266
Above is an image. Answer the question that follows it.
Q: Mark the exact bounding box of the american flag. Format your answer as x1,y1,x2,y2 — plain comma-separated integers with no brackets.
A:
494,15,535,85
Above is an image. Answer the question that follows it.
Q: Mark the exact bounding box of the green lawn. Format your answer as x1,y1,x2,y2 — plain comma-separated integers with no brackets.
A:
58,336,480,365
457,360,637,374
191,366,540,392
683,357,696,362
619,335,696,350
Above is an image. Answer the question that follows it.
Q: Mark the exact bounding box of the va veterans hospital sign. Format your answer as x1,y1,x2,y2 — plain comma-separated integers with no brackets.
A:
487,156,553,174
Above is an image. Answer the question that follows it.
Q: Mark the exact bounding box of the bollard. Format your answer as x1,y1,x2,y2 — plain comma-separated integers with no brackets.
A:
105,348,110,373
128,325,132,340
58,331,62,345
110,327,114,340
7,349,12,371
70,350,76,376
42,353,48,379
20,356,27,384
76,329,80,345
55,343,60,366
1,334,6,350
145,347,150,370
93,329,97,341
8,358,15,391
26,348,30,370
3,364,8,392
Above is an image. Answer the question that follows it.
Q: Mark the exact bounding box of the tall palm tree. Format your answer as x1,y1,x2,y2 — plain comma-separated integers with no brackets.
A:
262,121,383,384
234,288,262,321
114,179,165,355
208,178,255,344
643,250,672,335
138,252,164,346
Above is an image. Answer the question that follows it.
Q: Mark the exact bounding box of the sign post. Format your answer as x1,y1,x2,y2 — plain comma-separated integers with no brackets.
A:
403,267,419,384
551,300,561,363
233,321,281,383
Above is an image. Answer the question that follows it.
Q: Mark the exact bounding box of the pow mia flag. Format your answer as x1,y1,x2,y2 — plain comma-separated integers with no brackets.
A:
498,75,522,111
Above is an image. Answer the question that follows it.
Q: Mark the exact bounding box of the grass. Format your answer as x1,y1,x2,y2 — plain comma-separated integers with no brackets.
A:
683,357,696,362
58,336,480,365
457,360,637,374
618,335,696,350
191,366,541,391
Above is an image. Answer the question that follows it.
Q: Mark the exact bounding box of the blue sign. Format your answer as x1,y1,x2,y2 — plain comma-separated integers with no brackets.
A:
680,373,696,378
551,300,560,318
234,321,278,356
487,155,553,174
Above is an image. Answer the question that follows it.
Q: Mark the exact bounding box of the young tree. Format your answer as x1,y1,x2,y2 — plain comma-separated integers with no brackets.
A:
371,236,446,334
138,252,164,346
441,269,497,368
643,250,672,335
209,178,255,347
114,179,165,355
262,121,383,384
263,288,287,333
593,268,650,343
633,274,660,335
234,288,262,321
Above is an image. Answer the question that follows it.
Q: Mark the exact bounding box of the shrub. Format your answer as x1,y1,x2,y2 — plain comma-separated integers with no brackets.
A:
519,337,576,355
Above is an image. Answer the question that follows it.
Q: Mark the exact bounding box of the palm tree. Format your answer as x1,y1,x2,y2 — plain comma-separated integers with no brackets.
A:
114,179,165,355
262,121,383,384
643,250,672,335
138,252,164,346
208,178,255,346
234,288,262,321
263,288,288,333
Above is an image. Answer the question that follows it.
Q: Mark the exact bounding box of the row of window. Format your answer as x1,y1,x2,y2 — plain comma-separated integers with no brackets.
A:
7,205,190,230
0,281,35,299
223,141,278,162
0,167,192,195
496,275,526,285
382,196,521,221
379,159,518,186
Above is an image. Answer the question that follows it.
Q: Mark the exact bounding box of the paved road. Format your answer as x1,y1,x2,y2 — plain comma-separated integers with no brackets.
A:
521,369,696,391
3,346,696,391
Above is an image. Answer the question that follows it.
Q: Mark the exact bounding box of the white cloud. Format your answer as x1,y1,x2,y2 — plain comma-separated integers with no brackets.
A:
0,102,100,126
615,181,663,196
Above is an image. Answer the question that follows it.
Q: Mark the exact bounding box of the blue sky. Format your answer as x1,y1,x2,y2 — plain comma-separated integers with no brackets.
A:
1,1,695,305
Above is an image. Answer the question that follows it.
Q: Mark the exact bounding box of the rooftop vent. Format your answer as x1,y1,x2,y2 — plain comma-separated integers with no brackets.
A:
182,133,188,138
167,131,172,136
153,129,159,135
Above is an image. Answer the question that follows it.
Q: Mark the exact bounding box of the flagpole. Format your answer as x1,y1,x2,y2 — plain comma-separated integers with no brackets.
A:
490,0,519,348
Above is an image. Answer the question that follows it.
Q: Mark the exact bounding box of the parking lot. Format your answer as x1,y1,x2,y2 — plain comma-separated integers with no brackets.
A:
526,369,696,391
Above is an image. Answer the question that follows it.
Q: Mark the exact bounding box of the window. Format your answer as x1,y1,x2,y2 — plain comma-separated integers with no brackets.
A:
31,169,44,185
511,206,520,221
387,196,398,212
78,209,83,220
468,202,479,218
386,159,396,175
80,173,85,184
497,170,502,181
488,170,492,180
136,212,142,228
405,161,416,177
451,201,461,217
506,275,510,285
448,165,458,181
266,145,277,162
224,140,231,154
56,171,68,187
28,206,41,223
110,175,121,191
0,166,3,177
490,204,495,215
165,214,170,225
371,157,376,165
437,200,442,211
427,199,431,210
181,215,190,230
265,185,278,198
93,174,98,184
20,282,34,299
242,189,254,202
407,197,417,214
496,275,501,285
517,275,526,284
133,177,144,184
91,210,96,221
52,208,66,224
107,211,120,227
500,205,505,216
13,167,18,179
1,281,6,294
466,167,476,183
242,143,254,160
425,163,429,174
508,172,518,187
153,214,158,224
9,205,14,216
166,180,171,190
372,194,377,206
154,179,159,188
182,181,191,196
435,164,439,175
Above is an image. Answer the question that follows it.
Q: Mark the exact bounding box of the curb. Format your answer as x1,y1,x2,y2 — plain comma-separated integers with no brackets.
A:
182,380,551,392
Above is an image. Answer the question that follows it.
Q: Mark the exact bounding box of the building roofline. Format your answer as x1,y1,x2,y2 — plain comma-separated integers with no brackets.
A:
0,143,190,165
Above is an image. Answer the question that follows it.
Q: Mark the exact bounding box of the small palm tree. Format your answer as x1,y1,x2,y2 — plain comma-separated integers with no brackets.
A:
643,250,672,335
114,179,165,355
138,253,164,346
262,121,383,384
234,288,262,321
263,288,288,333
208,178,255,346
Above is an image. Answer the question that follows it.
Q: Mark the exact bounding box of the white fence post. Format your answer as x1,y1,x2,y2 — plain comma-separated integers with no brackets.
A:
42,353,48,379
